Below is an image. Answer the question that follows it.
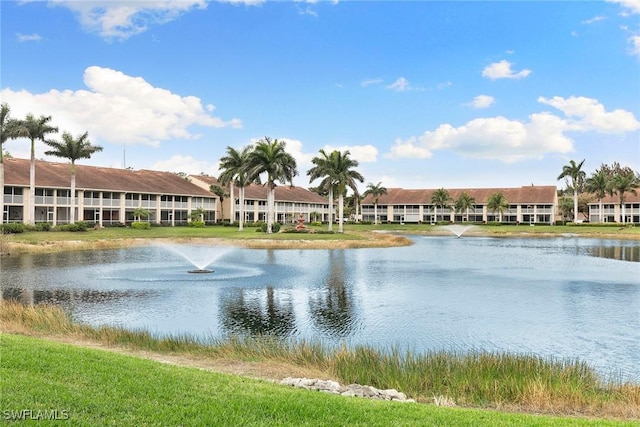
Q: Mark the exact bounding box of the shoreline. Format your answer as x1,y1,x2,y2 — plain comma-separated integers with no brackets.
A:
2,228,639,255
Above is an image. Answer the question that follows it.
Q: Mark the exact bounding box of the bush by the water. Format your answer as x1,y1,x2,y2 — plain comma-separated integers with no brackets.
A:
53,222,88,232
258,223,281,233
131,221,151,230
0,223,25,234
188,220,205,228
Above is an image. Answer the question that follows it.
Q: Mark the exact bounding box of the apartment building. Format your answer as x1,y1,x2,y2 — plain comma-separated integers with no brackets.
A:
360,186,559,224
3,158,218,226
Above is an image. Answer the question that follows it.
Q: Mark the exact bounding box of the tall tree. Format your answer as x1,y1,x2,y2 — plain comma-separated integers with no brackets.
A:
454,191,476,223
362,182,387,225
13,114,58,224
487,192,509,223
585,165,612,224
218,145,252,231
246,137,298,234
308,149,337,231
609,165,639,224
557,159,586,223
44,131,103,224
0,103,21,224
209,184,228,223
431,188,452,223
330,150,364,233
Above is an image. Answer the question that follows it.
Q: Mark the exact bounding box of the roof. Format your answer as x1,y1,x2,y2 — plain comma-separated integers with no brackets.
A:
361,186,558,205
586,193,640,204
189,175,328,204
4,158,214,197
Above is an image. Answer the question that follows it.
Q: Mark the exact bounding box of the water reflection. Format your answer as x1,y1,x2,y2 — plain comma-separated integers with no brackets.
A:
2,287,158,306
219,286,295,336
309,250,358,338
586,244,640,262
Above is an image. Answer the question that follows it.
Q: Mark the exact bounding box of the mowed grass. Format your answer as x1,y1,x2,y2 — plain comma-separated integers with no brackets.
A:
2,333,637,427
2,302,639,422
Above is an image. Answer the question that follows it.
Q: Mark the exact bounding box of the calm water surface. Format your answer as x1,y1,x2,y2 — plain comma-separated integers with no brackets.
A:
2,236,639,381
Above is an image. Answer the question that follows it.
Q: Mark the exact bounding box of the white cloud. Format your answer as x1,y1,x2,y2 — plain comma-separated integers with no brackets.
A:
321,144,378,163
582,15,606,24
628,34,640,56
152,154,218,175
482,60,531,80
50,0,207,40
387,77,410,92
1,66,242,147
388,96,639,163
17,33,42,42
361,78,383,87
538,96,640,132
607,0,640,15
465,95,495,109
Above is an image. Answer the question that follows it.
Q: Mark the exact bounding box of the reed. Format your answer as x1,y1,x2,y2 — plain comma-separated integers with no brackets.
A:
2,301,638,419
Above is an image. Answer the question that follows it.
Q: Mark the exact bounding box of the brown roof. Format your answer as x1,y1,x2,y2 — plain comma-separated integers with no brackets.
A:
189,175,328,204
587,193,640,204
4,158,214,196
361,186,558,205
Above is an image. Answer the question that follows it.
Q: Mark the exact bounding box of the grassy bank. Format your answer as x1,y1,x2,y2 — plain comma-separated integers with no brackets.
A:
6,334,636,427
1,222,637,255
2,302,638,421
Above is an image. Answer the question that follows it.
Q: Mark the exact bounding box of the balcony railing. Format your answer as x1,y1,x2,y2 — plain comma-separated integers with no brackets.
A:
3,195,23,204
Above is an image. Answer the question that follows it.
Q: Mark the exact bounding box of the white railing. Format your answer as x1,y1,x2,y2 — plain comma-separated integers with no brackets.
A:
3,195,23,204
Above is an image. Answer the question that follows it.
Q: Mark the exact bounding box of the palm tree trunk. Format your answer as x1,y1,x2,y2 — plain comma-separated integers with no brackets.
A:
599,199,603,223
229,183,235,225
70,165,76,224
338,193,344,233
238,186,245,231
327,188,334,231
29,139,36,225
373,203,378,225
267,182,275,233
573,189,578,222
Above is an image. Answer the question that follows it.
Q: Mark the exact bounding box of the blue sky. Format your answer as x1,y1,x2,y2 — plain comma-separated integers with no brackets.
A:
1,0,639,191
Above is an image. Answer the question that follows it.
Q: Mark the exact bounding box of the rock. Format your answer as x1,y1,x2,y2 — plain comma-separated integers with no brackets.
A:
280,377,415,403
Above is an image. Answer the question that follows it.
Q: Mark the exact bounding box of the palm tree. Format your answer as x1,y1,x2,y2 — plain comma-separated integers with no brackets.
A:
209,184,228,223
13,114,58,224
218,145,252,231
610,166,639,224
0,103,21,224
454,191,476,223
487,192,509,223
308,149,337,231
362,182,387,225
246,137,298,234
132,207,151,222
431,188,452,223
585,166,611,224
44,131,103,224
557,159,586,223
330,150,364,233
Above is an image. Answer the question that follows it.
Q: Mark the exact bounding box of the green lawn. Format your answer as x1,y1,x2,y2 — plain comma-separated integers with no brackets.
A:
1,334,635,426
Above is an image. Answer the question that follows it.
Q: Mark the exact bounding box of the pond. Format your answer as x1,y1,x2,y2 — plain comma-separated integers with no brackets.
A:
2,236,639,381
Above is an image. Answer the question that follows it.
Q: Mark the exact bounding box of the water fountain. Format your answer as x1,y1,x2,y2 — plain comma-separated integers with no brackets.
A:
441,224,475,238
156,243,232,274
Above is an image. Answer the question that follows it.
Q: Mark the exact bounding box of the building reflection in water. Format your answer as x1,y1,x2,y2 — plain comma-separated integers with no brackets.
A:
586,244,640,262
2,287,158,307
308,250,358,338
219,286,295,336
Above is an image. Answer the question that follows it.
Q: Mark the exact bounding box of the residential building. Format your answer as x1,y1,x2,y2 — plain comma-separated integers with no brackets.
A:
587,193,640,223
189,175,333,224
360,186,559,224
3,158,218,225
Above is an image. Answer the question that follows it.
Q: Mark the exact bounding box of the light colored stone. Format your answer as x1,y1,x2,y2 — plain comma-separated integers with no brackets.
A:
280,377,415,403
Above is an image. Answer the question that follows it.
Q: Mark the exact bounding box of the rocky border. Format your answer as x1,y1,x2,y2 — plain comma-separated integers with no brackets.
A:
280,377,415,403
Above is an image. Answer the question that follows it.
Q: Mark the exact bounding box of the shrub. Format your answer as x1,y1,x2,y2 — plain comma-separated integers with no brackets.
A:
53,222,88,232
259,223,281,233
310,221,322,227
189,220,205,228
35,222,51,232
0,223,25,234
131,221,150,230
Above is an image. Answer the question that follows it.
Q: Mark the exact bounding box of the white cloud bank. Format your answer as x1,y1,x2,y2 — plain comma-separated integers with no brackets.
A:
388,96,639,163
1,66,242,147
50,0,208,40
482,60,531,80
